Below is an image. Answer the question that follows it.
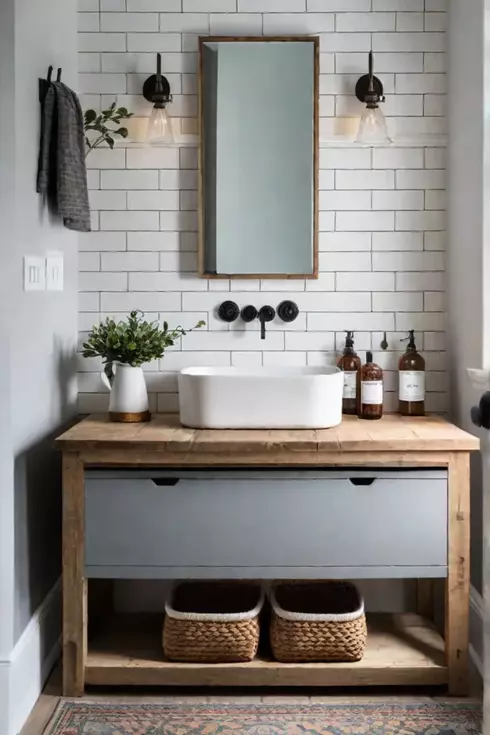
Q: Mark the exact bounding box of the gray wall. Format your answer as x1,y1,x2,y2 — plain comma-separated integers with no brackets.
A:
0,0,16,660
0,0,78,650
448,0,486,592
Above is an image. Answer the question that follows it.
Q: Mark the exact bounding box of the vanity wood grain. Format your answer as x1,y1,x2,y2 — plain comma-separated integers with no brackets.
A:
56,413,479,698
56,413,479,457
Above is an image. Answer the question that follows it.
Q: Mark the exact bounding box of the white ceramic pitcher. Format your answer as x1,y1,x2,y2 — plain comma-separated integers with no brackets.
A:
101,363,150,422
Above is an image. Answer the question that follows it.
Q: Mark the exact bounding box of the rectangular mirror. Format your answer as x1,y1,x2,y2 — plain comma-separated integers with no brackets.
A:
198,37,319,279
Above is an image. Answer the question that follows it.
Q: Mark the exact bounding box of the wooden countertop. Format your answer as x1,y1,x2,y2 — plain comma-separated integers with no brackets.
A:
56,413,479,455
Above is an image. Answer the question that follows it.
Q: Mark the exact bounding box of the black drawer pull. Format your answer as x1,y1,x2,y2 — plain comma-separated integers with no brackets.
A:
152,478,180,486
349,478,376,486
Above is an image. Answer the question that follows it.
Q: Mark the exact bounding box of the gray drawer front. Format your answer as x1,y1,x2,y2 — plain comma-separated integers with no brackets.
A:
85,471,447,576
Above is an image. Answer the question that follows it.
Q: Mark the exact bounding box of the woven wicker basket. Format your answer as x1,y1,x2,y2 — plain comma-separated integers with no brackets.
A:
270,582,367,663
164,582,264,663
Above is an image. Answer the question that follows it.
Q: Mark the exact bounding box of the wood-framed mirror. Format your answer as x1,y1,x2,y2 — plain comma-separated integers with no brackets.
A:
198,36,319,279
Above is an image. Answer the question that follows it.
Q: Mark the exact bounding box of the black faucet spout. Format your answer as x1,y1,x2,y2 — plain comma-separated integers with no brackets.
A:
258,305,276,340
260,313,266,340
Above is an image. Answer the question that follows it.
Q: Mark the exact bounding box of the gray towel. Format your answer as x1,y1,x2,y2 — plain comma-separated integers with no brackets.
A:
37,82,91,232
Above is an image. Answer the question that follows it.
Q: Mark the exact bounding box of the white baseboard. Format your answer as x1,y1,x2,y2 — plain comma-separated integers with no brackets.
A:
0,662,11,735
0,577,61,735
469,584,484,679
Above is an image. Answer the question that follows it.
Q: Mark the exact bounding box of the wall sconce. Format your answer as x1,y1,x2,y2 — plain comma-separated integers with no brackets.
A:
143,53,174,144
355,51,391,145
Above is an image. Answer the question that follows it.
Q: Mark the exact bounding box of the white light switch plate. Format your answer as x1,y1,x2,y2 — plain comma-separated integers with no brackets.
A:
46,253,64,291
24,256,46,291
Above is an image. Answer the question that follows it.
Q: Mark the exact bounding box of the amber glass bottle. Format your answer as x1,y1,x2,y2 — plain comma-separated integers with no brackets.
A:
360,351,383,420
337,331,361,415
399,330,425,417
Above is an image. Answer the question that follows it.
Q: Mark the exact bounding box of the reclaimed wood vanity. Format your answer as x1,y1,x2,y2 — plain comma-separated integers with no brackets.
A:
56,413,479,697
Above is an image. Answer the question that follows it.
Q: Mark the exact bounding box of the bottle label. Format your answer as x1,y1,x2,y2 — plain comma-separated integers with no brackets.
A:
361,380,383,406
400,371,425,402
343,371,357,400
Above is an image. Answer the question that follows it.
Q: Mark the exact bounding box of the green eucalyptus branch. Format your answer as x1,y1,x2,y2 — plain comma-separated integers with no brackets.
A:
82,310,205,367
84,102,134,157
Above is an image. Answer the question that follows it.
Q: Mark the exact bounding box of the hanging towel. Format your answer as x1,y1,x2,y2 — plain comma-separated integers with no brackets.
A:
37,81,91,232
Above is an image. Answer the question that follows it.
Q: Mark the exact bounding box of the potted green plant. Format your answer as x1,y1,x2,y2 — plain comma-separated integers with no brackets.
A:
82,310,205,422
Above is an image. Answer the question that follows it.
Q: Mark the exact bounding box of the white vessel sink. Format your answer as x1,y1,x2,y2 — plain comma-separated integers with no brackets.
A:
178,366,343,429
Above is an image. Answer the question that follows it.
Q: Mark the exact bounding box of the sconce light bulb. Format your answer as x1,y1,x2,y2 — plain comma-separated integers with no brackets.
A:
146,105,174,144
356,105,392,146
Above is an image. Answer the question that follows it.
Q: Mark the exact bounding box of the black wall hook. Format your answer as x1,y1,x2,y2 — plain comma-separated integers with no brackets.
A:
39,65,62,104
39,67,53,103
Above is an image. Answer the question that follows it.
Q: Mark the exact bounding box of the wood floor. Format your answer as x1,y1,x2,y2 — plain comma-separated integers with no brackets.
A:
20,662,482,735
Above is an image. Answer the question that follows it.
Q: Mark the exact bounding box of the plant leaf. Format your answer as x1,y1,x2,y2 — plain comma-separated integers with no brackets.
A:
84,109,97,124
81,310,199,366
84,104,134,157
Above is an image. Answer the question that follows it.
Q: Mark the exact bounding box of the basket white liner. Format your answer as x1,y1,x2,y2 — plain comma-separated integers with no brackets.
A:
270,587,365,623
165,586,265,623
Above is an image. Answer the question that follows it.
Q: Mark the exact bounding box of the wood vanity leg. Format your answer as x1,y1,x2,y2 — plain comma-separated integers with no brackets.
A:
62,452,87,697
446,452,470,696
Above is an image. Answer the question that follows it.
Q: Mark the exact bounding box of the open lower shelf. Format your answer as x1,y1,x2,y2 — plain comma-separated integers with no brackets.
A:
86,613,447,688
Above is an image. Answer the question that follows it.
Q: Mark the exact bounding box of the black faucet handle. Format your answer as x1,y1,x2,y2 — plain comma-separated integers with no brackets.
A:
218,301,240,322
277,300,299,323
241,305,258,323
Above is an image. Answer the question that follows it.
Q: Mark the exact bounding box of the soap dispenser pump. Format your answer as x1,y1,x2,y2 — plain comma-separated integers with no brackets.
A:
337,331,361,415
399,330,425,416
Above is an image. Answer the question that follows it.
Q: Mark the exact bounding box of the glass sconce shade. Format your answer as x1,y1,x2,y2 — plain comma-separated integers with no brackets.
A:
355,51,391,146
143,53,174,144
146,105,174,144
356,104,392,145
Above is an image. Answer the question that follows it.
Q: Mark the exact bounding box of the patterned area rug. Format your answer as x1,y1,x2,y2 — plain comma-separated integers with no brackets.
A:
45,702,482,734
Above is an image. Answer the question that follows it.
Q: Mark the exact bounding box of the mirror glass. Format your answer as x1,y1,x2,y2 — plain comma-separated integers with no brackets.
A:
199,38,319,278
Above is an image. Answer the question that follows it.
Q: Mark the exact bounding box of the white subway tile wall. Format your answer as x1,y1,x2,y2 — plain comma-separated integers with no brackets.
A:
78,0,447,414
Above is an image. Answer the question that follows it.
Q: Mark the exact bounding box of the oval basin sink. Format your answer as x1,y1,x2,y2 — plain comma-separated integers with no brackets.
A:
178,366,343,429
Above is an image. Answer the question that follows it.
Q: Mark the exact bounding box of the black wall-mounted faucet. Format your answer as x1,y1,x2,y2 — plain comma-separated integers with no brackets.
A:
258,305,275,340
217,300,299,340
